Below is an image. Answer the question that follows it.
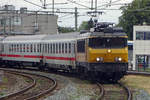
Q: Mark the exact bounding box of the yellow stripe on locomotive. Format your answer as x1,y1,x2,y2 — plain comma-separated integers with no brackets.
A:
87,47,128,63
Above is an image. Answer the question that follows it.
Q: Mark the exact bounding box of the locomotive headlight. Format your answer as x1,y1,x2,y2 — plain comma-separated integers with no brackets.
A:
115,57,122,62
96,57,103,62
108,49,111,53
96,58,100,62
118,57,122,61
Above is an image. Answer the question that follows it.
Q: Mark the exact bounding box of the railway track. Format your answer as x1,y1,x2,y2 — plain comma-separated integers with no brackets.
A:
127,71,150,76
96,82,132,100
0,68,57,100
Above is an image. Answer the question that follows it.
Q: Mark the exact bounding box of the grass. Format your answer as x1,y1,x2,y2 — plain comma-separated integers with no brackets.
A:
121,75,150,94
137,68,150,72
25,78,32,83
0,92,5,96
2,77,8,83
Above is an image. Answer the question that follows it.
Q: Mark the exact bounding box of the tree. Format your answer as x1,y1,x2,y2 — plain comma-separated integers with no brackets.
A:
79,18,94,31
58,26,75,33
118,0,150,40
78,21,89,31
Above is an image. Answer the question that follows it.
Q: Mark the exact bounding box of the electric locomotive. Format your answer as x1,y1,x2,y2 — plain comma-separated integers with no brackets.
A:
76,22,128,81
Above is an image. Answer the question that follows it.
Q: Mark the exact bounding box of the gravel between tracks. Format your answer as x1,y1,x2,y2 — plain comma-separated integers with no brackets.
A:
44,77,99,100
133,90,150,100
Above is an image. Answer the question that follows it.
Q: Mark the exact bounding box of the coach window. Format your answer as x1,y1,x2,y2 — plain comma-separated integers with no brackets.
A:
73,43,75,53
37,44,39,52
39,44,42,53
51,43,53,53
20,44,22,52
51,44,53,53
69,43,71,53
46,44,48,53
13,44,15,52
26,44,28,52
62,43,64,53
16,44,18,52
11,44,13,52
49,44,51,53
44,44,46,53
34,44,35,52
43,44,44,53
9,44,11,52
30,44,33,52
65,43,67,53
19,44,20,52
56,43,58,54
77,39,85,53
14,44,16,52
23,44,25,52
59,43,61,53
47,44,49,53
53,43,55,54
50,44,51,53
21,44,23,52
18,44,20,52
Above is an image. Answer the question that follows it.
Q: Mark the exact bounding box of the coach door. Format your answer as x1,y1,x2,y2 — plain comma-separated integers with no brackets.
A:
0,42,3,60
76,39,86,62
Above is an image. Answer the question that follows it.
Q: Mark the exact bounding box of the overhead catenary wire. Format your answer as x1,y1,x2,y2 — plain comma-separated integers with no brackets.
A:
67,0,91,9
24,0,44,8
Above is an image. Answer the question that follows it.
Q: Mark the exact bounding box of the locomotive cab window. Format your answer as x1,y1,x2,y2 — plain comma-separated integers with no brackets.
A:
89,37,127,48
77,39,85,53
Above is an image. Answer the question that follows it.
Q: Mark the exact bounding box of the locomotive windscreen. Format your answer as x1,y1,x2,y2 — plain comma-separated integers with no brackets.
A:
89,37,127,48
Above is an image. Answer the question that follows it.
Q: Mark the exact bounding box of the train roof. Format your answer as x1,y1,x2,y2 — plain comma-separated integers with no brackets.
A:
43,32,79,40
3,32,80,43
3,35,47,42
90,32,127,37
2,30,127,43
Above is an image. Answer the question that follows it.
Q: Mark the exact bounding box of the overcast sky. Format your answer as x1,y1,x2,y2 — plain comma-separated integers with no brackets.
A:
0,0,133,28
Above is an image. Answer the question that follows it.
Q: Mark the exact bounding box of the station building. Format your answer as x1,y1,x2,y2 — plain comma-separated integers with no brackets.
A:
133,25,150,71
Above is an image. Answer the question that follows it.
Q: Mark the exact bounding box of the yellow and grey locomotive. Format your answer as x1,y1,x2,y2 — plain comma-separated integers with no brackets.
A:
76,23,128,81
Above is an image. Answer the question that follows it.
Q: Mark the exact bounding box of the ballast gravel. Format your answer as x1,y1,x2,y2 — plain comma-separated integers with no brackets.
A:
134,90,150,100
44,81,93,100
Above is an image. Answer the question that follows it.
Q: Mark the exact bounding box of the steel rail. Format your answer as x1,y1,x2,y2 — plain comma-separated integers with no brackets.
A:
0,68,57,100
25,73,57,100
96,83,104,100
118,82,132,100
127,71,150,76
0,69,36,100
